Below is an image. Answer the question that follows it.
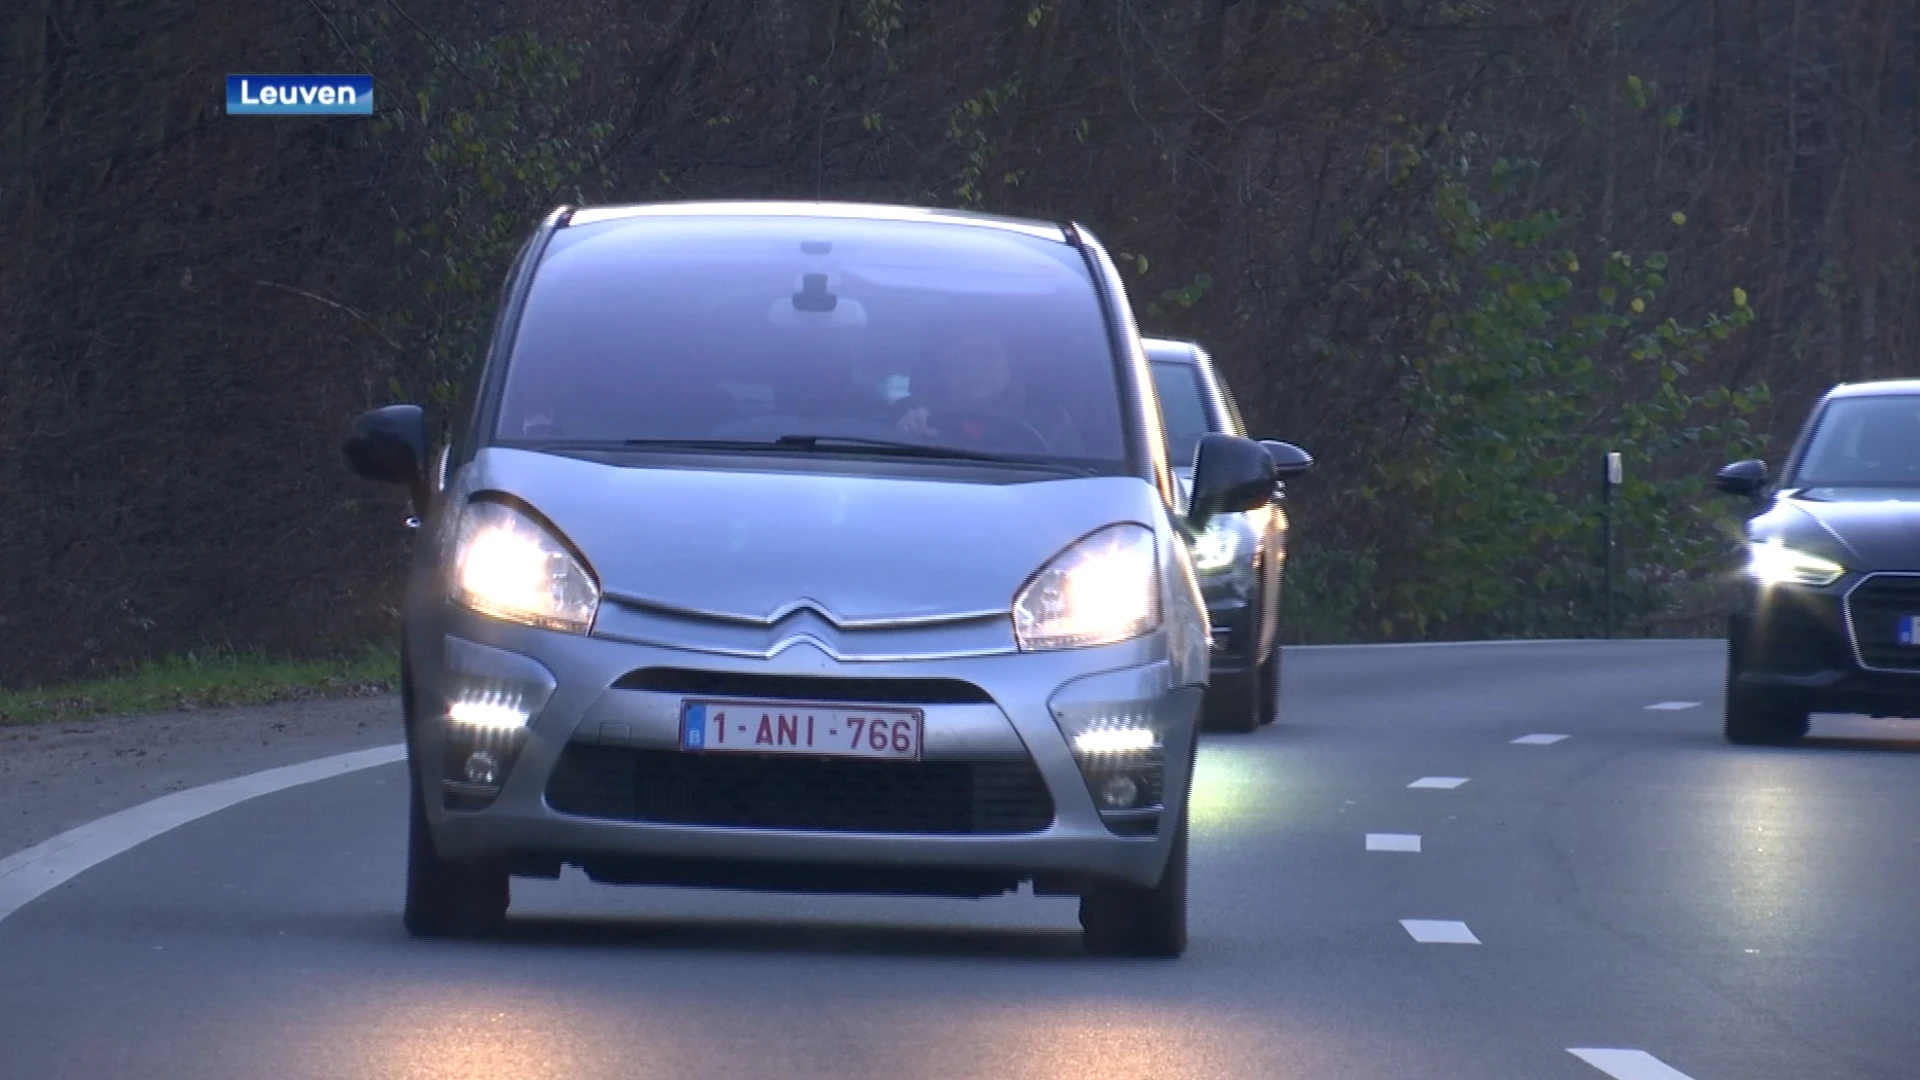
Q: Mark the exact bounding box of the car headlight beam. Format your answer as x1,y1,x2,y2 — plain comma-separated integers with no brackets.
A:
450,499,600,633
1746,538,1845,588
1012,524,1161,651
1190,519,1239,573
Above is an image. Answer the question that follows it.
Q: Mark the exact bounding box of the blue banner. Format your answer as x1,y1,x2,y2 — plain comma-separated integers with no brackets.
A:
226,75,373,116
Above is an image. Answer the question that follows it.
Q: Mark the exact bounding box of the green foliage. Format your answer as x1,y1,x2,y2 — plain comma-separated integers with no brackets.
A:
851,0,906,45
0,645,398,724
945,79,1021,205
1279,539,1380,645
369,28,615,416
1290,136,1766,640
1163,272,1214,309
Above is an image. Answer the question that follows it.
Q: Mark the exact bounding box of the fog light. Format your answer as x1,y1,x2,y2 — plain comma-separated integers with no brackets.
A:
1052,689,1170,834
1074,726,1158,754
448,689,529,729
464,750,500,786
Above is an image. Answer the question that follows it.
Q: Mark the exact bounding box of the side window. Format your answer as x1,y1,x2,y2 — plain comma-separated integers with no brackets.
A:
444,356,485,468
448,231,539,466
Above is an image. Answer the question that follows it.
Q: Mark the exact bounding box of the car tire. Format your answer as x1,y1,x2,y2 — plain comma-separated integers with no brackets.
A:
1079,806,1189,958
403,763,509,939
1723,683,1811,745
1721,628,1810,745
1203,665,1261,733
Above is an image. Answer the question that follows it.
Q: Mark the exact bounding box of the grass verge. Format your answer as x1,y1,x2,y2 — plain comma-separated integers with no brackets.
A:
0,647,400,725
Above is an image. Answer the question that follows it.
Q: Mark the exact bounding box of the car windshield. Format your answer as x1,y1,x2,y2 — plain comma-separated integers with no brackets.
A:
493,214,1127,467
1150,359,1213,472
1790,394,1920,487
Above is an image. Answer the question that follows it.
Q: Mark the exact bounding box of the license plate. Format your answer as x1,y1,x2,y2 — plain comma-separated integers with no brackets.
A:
680,698,924,761
1901,616,1920,645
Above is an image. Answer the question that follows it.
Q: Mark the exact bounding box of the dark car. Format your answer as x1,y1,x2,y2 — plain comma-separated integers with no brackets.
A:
1143,337,1313,732
1714,380,1920,744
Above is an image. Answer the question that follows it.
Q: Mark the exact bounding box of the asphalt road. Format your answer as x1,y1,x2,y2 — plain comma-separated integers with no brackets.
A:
3,640,1918,1080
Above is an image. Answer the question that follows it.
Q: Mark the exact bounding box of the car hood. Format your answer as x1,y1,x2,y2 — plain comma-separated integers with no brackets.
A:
1770,488,1920,571
465,447,1159,624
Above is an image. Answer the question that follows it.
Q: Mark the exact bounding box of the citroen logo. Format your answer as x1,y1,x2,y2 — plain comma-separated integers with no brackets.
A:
763,597,840,626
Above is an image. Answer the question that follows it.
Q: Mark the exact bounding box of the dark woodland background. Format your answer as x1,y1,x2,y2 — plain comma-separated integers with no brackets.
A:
2,0,1916,687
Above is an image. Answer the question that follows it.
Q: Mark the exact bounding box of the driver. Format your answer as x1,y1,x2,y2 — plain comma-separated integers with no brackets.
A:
1852,408,1920,472
894,326,1015,440
892,327,1086,454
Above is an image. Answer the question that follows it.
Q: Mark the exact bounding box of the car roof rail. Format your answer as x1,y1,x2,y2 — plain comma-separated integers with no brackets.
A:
1058,219,1084,248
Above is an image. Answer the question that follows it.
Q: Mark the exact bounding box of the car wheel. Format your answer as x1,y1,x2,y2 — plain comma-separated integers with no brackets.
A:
1203,664,1261,733
1723,684,1811,745
1198,664,1259,730
1722,633,1810,745
403,762,509,939
1079,805,1189,958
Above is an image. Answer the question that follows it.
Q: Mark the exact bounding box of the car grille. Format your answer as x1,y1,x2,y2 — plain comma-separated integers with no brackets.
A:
545,744,1056,835
1846,574,1920,672
1751,593,1845,674
1209,622,1243,658
1205,601,1250,660
612,667,994,704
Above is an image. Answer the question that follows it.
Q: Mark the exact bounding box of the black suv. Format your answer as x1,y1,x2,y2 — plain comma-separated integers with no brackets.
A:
1144,337,1313,732
1714,380,1920,744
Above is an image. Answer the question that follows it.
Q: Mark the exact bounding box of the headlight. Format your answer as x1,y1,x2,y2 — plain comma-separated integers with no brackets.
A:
1191,519,1240,573
1013,524,1161,650
449,499,600,633
1746,539,1845,588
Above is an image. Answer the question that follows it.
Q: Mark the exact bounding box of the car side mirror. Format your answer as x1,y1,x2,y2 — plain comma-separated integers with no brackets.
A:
1714,458,1768,499
1188,432,1277,530
344,404,431,519
1260,440,1314,479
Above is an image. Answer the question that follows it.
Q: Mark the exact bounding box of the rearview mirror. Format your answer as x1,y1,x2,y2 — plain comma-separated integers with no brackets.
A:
344,404,431,517
1714,459,1768,499
792,272,838,312
1189,432,1277,530
1260,440,1314,479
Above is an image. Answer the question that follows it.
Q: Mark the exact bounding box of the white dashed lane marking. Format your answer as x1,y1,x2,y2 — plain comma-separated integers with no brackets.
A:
1366,833,1421,852
1399,919,1480,944
1511,733,1569,744
1645,701,1700,711
1567,1048,1698,1080
1407,776,1469,789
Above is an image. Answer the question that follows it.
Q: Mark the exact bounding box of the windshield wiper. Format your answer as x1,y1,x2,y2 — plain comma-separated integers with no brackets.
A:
574,435,1092,473
612,435,1013,461
765,433,1029,462
616,438,792,451
770,434,1103,473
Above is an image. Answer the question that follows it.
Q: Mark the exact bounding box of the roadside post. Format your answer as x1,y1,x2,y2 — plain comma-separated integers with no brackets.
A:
1602,452,1622,638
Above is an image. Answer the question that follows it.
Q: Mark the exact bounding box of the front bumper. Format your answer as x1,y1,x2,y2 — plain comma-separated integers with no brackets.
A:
408,609,1203,895
1733,573,1920,714
1200,575,1256,675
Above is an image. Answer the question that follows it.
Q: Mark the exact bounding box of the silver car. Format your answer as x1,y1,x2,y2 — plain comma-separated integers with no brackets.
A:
343,201,1278,957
